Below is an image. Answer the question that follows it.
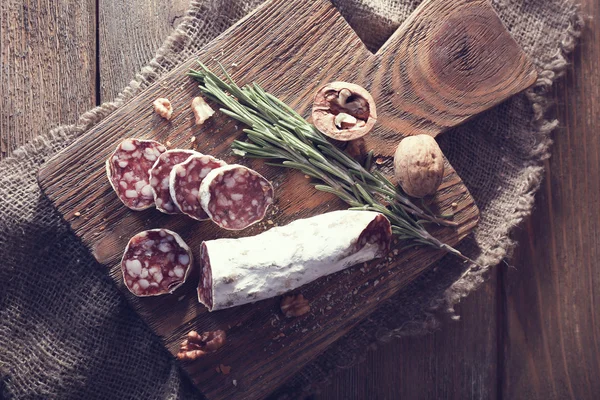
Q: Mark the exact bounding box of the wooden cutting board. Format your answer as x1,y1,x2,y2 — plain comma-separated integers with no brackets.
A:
38,0,536,398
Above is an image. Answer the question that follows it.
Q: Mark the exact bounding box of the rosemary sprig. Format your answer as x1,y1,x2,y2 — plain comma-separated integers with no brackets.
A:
188,62,472,262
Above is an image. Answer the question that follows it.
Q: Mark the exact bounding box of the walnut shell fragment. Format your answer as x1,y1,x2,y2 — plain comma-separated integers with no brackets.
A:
393,135,444,198
177,329,226,361
311,82,377,141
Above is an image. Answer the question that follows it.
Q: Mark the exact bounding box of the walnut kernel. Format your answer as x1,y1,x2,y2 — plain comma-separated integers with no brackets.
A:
280,294,310,318
191,96,215,125
177,329,226,361
153,98,173,120
393,135,444,198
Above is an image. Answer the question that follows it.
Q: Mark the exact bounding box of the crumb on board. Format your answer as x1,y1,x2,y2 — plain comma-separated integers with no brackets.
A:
190,136,196,143
452,202,458,208
74,211,81,217
166,140,173,147
219,364,231,375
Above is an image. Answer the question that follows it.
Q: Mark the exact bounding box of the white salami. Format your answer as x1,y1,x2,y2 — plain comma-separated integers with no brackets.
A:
169,154,226,221
199,164,274,231
106,139,166,210
149,149,200,214
121,229,193,297
197,210,392,311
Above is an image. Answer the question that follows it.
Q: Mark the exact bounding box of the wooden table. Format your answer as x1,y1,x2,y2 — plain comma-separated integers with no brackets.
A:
1,0,598,398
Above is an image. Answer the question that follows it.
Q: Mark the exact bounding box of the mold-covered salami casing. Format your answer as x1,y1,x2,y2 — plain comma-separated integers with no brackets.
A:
199,164,274,231
149,149,200,214
169,154,226,221
197,210,392,311
121,229,193,297
106,138,166,210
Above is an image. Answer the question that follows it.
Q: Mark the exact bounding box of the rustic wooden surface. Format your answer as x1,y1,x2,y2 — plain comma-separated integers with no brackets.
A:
2,0,598,399
36,0,498,397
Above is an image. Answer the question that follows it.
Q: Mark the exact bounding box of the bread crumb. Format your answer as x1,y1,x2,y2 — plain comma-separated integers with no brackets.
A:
74,211,81,217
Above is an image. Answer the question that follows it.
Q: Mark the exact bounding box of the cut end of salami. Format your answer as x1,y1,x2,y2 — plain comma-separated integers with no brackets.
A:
149,149,200,214
169,154,226,221
199,164,274,231
356,213,393,257
106,139,166,210
197,242,214,310
121,229,193,297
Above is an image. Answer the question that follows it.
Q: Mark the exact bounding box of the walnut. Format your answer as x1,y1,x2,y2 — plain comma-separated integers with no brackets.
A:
280,294,310,318
153,98,173,120
311,82,377,141
191,96,215,125
176,329,226,361
393,135,444,198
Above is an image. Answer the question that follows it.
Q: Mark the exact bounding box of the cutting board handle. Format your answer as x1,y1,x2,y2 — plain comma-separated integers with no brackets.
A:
373,0,538,137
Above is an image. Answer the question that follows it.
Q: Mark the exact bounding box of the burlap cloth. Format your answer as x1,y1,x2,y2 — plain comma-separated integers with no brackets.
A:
0,0,583,398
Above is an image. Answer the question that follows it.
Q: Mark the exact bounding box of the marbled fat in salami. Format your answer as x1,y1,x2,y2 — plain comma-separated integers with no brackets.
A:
106,138,166,210
199,164,274,231
149,149,200,214
197,210,392,311
169,154,226,221
121,229,193,297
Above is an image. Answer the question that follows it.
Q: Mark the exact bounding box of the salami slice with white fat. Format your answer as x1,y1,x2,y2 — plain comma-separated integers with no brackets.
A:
169,154,226,221
149,149,200,214
106,138,166,210
197,210,392,311
121,229,193,297
199,164,274,231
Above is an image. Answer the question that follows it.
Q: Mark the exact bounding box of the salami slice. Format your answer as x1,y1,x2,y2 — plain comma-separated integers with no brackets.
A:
121,229,193,297
169,154,226,221
199,164,274,231
197,210,391,311
149,149,200,214
106,138,166,210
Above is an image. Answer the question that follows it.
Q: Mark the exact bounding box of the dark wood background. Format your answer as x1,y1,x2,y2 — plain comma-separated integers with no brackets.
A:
1,0,598,398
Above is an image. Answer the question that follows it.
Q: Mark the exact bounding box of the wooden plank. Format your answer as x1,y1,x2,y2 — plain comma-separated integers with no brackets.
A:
319,273,499,399
503,1,600,398
36,0,539,398
0,0,96,158
98,0,188,101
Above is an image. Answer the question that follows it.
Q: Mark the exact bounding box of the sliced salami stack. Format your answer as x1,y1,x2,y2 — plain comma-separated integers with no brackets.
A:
106,140,275,230
106,139,166,210
121,229,193,297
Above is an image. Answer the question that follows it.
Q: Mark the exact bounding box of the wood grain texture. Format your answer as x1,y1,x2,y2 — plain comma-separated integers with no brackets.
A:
0,0,96,158
503,2,600,398
373,0,538,140
98,0,188,101
318,276,499,399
